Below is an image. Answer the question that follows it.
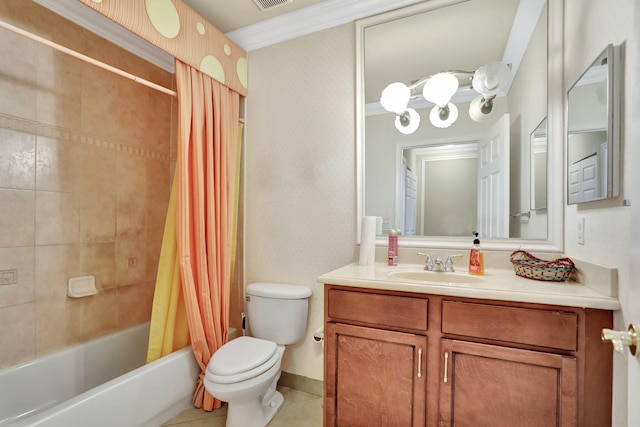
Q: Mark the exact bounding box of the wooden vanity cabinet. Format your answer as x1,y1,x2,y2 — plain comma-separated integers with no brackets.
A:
438,339,577,426
323,285,613,427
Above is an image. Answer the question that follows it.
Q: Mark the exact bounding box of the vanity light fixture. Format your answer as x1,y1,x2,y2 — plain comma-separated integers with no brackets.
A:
380,61,511,133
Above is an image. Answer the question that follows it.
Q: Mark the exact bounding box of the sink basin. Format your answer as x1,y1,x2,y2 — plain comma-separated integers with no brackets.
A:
387,270,485,284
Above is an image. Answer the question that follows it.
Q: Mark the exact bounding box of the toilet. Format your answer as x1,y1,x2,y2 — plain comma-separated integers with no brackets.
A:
204,282,312,427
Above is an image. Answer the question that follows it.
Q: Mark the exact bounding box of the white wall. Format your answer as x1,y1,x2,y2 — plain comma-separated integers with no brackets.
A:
563,1,638,425
245,23,356,381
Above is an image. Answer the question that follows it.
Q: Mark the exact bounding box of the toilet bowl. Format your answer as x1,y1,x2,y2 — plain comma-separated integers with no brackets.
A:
204,337,285,427
204,282,312,427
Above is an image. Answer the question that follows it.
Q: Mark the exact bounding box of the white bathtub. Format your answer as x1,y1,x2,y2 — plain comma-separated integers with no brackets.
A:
0,322,200,427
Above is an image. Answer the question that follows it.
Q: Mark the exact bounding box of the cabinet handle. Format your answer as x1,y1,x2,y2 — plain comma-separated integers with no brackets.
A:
417,348,423,378
443,351,449,383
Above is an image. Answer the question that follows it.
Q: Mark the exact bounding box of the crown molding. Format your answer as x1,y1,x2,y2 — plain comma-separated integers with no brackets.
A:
34,0,174,72
226,0,426,51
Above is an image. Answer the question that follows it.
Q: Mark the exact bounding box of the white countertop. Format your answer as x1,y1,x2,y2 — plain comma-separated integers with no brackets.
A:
318,262,620,310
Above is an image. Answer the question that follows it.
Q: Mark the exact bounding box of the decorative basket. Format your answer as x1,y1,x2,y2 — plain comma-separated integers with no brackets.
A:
509,250,575,282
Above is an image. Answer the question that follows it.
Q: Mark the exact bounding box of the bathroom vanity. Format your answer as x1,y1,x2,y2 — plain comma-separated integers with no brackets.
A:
320,262,619,427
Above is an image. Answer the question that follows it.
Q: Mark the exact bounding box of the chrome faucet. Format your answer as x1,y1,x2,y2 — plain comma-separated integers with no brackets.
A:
441,254,463,272
417,252,433,271
418,253,461,272
434,257,447,272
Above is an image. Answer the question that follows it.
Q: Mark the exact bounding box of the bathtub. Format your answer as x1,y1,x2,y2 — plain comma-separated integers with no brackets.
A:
0,322,200,427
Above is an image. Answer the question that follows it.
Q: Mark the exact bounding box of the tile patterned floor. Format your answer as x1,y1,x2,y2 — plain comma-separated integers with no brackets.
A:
162,387,322,427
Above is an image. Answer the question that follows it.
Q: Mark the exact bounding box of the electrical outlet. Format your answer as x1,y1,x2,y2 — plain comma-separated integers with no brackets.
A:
577,216,585,245
127,257,137,267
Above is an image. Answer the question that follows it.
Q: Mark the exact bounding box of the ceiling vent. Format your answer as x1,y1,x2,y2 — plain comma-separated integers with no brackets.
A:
252,0,293,11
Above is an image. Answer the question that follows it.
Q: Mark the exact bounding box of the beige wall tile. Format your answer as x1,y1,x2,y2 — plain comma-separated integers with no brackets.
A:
35,297,81,355
0,189,35,247
36,137,82,193
0,247,35,308
79,144,117,198
35,244,80,300
116,281,154,330
0,30,38,120
80,193,117,243
0,129,35,190
118,83,172,149
78,288,117,340
116,199,146,240
0,303,35,369
79,145,117,242
35,290,118,356
80,242,117,290
0,0,173,371
36,48,83,129
116,152,147,240
116,239,147,286
80,65,120,141
0,26,37,66
35,191,80,245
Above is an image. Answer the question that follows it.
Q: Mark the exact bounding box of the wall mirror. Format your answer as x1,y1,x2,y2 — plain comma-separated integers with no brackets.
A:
356,0,564,251
567,43,623,204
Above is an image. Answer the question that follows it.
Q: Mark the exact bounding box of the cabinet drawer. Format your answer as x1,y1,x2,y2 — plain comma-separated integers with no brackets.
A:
442,301,578,351
328,289,428,331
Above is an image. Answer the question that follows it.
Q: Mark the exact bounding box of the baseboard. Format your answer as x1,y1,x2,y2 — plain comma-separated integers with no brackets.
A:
278,371,323,397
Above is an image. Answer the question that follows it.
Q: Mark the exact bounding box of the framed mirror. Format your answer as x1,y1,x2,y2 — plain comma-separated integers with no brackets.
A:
356,0,564,251
567,43,623,204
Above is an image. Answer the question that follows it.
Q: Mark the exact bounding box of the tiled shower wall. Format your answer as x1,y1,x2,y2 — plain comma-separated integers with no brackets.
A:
0,1,175,369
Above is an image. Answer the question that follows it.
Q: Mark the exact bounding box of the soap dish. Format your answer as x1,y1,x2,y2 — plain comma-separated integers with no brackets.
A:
67,275,98,298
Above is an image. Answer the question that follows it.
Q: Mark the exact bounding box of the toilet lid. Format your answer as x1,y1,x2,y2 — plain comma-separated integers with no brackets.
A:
206,336,279,384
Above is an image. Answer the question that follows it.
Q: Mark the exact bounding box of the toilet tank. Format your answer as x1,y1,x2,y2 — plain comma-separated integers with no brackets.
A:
246,282,312,345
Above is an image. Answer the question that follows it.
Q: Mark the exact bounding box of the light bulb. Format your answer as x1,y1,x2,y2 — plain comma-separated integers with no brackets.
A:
422,73,459,107
380,82,410,114
394,108,420,134
469,96,495,122
472,62,511,97
429,103,458,128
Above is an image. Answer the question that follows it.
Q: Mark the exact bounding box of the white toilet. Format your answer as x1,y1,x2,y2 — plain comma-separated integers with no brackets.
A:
204,282,312,427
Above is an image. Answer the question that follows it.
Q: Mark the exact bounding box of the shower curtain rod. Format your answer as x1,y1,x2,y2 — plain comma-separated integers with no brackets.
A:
0,19,177,97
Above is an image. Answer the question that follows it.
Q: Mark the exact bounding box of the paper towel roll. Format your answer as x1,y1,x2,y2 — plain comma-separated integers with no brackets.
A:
359,216,377,265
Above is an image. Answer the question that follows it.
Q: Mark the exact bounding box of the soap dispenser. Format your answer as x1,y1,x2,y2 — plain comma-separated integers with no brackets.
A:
468,232,484,275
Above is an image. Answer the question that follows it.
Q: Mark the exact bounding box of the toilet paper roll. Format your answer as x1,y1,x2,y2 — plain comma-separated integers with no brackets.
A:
313,326,324,343
359,216,377,266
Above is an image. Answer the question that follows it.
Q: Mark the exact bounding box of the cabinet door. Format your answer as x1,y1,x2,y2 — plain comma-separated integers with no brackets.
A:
438,339,577,427
325,323,427,427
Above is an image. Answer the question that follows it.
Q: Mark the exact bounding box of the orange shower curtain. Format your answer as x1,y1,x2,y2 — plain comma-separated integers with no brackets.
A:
174,59,241,410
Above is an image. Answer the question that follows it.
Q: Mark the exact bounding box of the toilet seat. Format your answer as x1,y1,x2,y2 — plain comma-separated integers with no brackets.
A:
207,336,279,384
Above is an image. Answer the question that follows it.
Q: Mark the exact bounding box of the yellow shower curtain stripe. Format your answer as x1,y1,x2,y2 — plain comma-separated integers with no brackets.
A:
230,122,243,281
146,177,190,363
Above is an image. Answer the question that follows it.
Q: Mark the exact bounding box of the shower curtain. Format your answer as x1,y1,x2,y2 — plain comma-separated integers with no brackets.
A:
147,58,242,411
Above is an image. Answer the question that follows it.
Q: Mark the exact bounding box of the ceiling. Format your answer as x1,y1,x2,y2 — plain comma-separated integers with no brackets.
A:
181,0,328,33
